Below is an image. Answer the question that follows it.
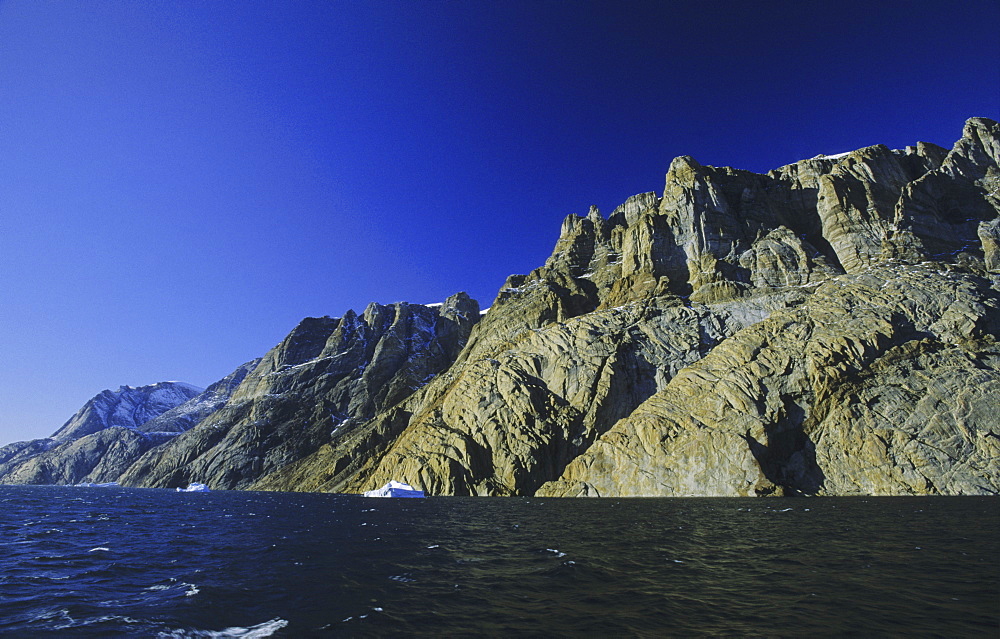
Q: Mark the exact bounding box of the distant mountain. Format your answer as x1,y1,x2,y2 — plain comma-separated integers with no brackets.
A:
3,117,997,496
135,362,259,435
51,382,204,443
0,372,253,486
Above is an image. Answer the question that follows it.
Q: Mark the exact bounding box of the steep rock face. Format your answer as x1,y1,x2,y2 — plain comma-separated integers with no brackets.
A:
0,439,58,479
120,293,479,490
537,264,1000,496
137,360,259,434
298,291,803,496
9,119,996,498
980,217,1000,271
274,117,999,497
888,118,1000,263
0,365,255,486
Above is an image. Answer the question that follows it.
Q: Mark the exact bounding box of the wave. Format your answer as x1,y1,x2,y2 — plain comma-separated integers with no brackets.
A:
159,618,289,638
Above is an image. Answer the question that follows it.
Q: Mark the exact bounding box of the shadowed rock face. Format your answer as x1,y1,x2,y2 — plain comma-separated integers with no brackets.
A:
118,293,480,490
264,117,999,497
4,119,998,497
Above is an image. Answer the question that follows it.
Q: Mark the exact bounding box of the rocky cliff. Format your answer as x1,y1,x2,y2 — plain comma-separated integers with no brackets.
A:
4,118,997,497
118,293,480,489
0,295,479,490
260,117,1000,497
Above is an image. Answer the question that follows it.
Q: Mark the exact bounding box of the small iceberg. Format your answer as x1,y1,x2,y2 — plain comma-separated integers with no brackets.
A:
74,482,119,488
176,482,210,492
363,480,425,498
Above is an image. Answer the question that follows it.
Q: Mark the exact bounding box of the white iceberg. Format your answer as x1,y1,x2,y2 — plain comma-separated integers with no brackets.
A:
363,480,425,498
176,482,210,492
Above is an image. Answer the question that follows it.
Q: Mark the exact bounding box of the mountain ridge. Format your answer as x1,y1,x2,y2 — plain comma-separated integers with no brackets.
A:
3,117,998,496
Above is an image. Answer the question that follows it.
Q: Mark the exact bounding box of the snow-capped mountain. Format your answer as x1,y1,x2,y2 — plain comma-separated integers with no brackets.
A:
137,361,259,435
0,366,257,486
51,382,204,443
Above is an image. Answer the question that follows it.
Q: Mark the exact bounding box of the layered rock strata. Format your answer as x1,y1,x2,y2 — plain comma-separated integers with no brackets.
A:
538,264,1000,496
3,118,997,497
119,293,479,489
267,117,999,497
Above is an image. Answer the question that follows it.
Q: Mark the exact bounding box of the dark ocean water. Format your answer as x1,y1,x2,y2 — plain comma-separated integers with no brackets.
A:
0,486,996,637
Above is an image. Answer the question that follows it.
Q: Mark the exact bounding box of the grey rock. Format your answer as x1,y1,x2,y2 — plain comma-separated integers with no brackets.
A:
137,360,259,434
0,427,164,485
0,367,255,486
980,218,1000,271
0,439,57,478
51,382,203,443
121,293,479,490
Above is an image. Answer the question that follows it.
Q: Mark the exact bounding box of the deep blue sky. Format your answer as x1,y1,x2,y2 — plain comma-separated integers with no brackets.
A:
1,1,997,444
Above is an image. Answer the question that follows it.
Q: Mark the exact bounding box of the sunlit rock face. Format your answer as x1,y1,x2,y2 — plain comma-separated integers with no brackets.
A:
539,264,1000,497
5,119,997,497
266,117,998,497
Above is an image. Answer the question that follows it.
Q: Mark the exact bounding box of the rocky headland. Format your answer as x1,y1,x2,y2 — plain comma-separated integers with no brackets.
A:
2,118,998,496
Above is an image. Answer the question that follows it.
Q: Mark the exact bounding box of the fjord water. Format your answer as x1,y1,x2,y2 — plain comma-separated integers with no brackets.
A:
1,486,996,637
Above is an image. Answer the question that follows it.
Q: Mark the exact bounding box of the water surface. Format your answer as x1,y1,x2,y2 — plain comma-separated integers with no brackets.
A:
0,486,995,636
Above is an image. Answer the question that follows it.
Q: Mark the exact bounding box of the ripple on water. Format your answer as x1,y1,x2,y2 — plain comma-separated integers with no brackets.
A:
158,617,289,638
0,488,996,637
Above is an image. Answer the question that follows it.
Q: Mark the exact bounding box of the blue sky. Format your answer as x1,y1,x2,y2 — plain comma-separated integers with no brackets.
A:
1,0,997,444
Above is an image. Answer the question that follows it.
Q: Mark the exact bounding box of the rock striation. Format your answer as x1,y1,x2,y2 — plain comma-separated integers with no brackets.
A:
118,293,480,490
538,264,1000,496
267,117,999,497
3,117,997,497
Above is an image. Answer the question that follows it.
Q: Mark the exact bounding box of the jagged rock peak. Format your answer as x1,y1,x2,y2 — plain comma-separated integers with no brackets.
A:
610,192,660,227
668,154,701,174
438,291,480,320
50,381,203,443
114,292,482,491
957,116,1000,173
13,119,997,499
965,116,999,138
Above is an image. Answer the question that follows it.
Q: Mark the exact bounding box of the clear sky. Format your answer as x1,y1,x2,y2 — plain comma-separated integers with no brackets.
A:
1,0,997,445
